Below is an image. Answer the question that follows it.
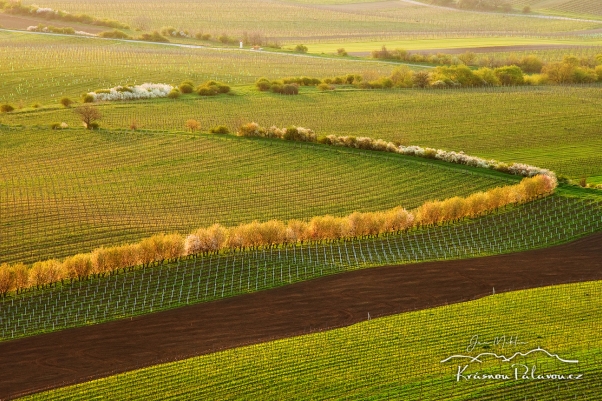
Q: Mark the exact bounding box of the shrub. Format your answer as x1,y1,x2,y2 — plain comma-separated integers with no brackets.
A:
138,31,169,42
167,89,180,99
337,48,347,56
1,104,14,113
281,83,299,95
210,125,229,134
294,44,308,53
317,83,334,91
185,119,201,132
99,30,131,39
50,122,61,130
179,83,194,93
88,122,100,130
197,86,218,96
494,65,525,85
82,94,95,103
572,67,598,83
596,65,602,82
255,77,272,91
60,97,73,107
522,5,531,13
412,71,431,88
519,55,543,74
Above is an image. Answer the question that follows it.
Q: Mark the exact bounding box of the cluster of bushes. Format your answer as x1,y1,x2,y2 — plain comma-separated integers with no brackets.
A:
255,78,299,95
371,47,602,85
256,75,364,94
83,83,174,102
160,26,190,38
196,80,231,96
237,123,316,142
99,30,170,42
26,24,74,34
3,1,129,30
0,175,556,296
138,31,169,43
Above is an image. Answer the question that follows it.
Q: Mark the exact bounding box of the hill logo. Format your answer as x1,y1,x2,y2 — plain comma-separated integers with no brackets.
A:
440,335,583,382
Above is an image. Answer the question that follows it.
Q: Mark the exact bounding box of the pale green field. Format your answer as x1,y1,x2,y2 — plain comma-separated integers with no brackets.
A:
22,281,602,400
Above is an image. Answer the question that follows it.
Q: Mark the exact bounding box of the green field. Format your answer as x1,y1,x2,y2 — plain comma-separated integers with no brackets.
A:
4,84,601,179
3,193,601,341
0,127,516,264
2,1,602,399
21,280,602,400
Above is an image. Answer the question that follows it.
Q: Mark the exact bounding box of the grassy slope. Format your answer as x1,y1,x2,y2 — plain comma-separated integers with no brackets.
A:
3,193,600,341
21,280,602,400
0,127,514,264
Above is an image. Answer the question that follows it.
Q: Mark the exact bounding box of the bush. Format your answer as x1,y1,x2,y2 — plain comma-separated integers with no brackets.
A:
519,55,543,73
179,83,194,93
50,122,61,130
197,86,218,96
255,78,272,91
60,97,73,107
522,5,531,13
196,81,230,96
167,89,180,99
494,65,525,85
138,31,169,42
210,125,229,134
185,119,201,132
88,122,100,130
281,83,299,95
1,104,14,113
337,48,347,56
99,30,131,39
317,83,334,91
82,94,94,103
596,65,602,82
294,44,308,53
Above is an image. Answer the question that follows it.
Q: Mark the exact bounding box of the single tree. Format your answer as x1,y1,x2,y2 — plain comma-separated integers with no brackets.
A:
74,104,102,129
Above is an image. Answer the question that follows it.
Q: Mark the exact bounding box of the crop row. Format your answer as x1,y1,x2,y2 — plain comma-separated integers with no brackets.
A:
2,195,600,341
20,280,602,400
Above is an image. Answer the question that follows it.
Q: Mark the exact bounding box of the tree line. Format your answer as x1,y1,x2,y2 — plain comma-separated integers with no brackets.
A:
0,174,556,297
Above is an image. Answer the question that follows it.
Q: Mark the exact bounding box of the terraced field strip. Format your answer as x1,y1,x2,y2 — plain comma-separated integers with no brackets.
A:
0,128,513,264
2,194,601,342
3,249,601,400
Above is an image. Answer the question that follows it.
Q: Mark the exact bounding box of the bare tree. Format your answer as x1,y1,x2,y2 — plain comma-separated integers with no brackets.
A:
74,105,102,129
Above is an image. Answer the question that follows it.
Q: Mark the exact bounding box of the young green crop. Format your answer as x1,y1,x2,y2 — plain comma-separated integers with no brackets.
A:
0,127,514,265
20,280,602,400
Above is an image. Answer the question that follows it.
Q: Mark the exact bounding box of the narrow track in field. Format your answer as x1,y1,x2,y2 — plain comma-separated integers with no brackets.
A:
1,232,601,400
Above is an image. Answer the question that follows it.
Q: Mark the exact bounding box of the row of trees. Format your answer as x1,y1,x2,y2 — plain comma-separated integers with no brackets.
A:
373,47,602,76
0,175,556,297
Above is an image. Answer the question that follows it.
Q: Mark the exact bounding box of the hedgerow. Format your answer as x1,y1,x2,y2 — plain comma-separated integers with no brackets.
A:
0,174,556,296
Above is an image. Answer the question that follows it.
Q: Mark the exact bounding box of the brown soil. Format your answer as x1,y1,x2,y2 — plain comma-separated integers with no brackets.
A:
1,232,602,400
0,13,104,34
